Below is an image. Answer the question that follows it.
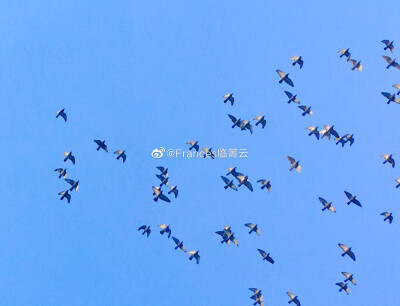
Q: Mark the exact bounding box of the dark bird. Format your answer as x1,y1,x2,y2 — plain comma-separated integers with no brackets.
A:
338,48,351,61
65,179,79,192
188,250,200,264
287,292,301,306
290,56,303,69
349,59,362,71
152,186,171,202
226,167,243,178
336,282,350,295
287,156,301,173
253,116,266,129
63,152,75,164
156,166,168,176
223,93,234,105
186,141,199,152
306,126,319,139
237,175,253,191
393,84,400,95
298,105,312,116
156,173,169,187
58,190,71,203
168,185,179,198
381,154,395,168
381,212,393,224
215,227,239,246
172,236,186,252
381,92,400,104
202,147,215,159
382,55,400,69
245,223,260,236
395,178,400,188
257,180,271,191
319,197,336,213
342,272,356,285
158,224,171,238
54,168,67,179
257,249,274,264
56,108,67,122
323,125,340,138
284,91,300,104
276,69,294,87
239,120,253,134
344,191,362,207
221,176,238,191
94,140,108,152
138,225,151,237
382,40,395,53
114,150,126,162
338,243,356,261
228,114,242,129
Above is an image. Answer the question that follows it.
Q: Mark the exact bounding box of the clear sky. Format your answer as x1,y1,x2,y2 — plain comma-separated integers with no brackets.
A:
0,1,399,305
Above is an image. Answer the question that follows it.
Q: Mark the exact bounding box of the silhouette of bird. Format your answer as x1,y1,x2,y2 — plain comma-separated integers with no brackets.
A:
342,272,356,285
56,108,67,122
63,152,75,164
286,156,301,173
223,93,234,105
349,59,362,71
65,179,79,192
284,91,300,104
94,140,108,152
287,291,301,306
382,40,395,53
382,55,400,69
237,175,253,191
276,69,294,87
221,176,238,191
319,197,336,213
138,225,151,237
381,154,395,168
338,48,351,61
228,114,242,129
290,56,303,69
188,250,200,264
344,191,362,207
186,141,199,152
306,126,319,139
168,186,179,198
319,129,331,140
338,243,356,261
172,236,186,252
336,134,354,147
381,92,400,104
54,168,67,179
324,125,340,138
152,186,171,202
298,105,312,116
257,249,274,264
257,180,271,191
114,150,126,162
381,212,393,224
245,223,260,236
336,282,350,295
239,120,253,134
156,173,169,187
58,190,71,203
158,224,171,238
253,116,266,129
202,147,215,159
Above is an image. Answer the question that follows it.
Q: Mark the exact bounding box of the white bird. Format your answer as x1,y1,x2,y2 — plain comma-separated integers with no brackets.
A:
290,55,303,69
349,59,362,71
306,126,319,139
188,250,200,264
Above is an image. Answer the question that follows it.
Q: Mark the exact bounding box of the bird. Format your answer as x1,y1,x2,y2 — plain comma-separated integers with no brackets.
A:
65,179,79,192
236,175,253,191
58,190,71,203
138,225,151,237
188,250,200,264
228,114,242,129
253,116,266,129
338,48,351,61
239,120,253,134
226,167,243,178
186,141,199,152
221,176,238,191
336,282,350,295
172,236,186,252
56,108,67,122
338,243,356,261
319,197,336,213
393,84,400,95
284,91,300,104
395,178,400,188
257,249,274,264
382,55,400,69
168,186,179,198
319,129,331,140
336,134,354,147
252,295,264,306
286,156,301,173
306,126,319,139
202,147,215,159
158,224,171,238
245,223,260,236
287,292,301,306
381,154,395,168
276,69,294,87
156,174,169,187
94,140,108,152
349,59,362,71
152,186,171,202
381,92,400,104
342,272,356,285
298,105,312,116
290,56,303,69
344,191,362,207
215,227,239,246
54,168,67,179
63,152,75,164
249,288,262,299
257,180,271,191
156,166,168,176
382,40,395,53
223,93,234,105
114,150,126,162
323,125,340,138
381,212,393,224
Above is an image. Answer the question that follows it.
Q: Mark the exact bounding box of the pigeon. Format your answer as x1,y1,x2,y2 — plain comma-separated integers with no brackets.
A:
63,152,75,164
58,190,71,203
223,93,234,105
381,212,393,224
286,156,301,173
252,295,264,306
290,56,303,69
239,120,253,134
324,125,340,138
342,272,356,285
276,69,294,87
338,48,351,61
381,154,395,167
186,141,199,152
257,249,274,264
395,178,400,188
382,55,400,69
221,176,238,191
253,116,266,129
287,292,301,306
168,186,179,198
338,243,356,261
65,179,79,192
114,150,126,162
381,92,400,104
382,40,395,53
172,236,186,252
158,224,171,238
215,228,239,246
94,140,108,152
188,250,200,264
245,223,260,236
336,282,350,295
156,174,169,187
319,129,331,140
202,147,215,159
306,126,319,139
319,197,336,213
349,59,362,71
284,91,300,104
138,225,151,237
228,114,242,129
336,134,354,147
152,186,171,202
393,84,400,95
257,180,271,191
298,105,312,116
249,288,262,299
236,175,253,191
56,108,67,122
344,191,362,207
226,167,243,178
54,168,67,179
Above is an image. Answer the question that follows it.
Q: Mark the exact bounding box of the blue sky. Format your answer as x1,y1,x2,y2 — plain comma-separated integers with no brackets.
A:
0,1,399,305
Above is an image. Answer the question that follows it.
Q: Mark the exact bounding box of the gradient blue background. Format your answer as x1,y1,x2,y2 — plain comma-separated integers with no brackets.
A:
0,1,399,305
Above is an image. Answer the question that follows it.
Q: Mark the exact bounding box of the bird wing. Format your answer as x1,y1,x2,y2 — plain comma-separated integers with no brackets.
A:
194,253,200,264
330,128,340,138
63,152,70,157
347,250,356,261
243,181,253,191
285,76,294,87
349,59,357,65
393,62,400,69
215,231,224,237
328,206,336,213
65,179,75,186
381,212,389,216
236,174,246,182
138,225,147,230
338,49,347,54
221,176,231,185
244,223,254,228
54,168,63,173
290,56,300,61
382,92,392,100
257,248,267,257
253,116,262,121
276,69,285,78
231,236,239,246
287,292,295,299
306,126,315,132
228,114,237,123
156,166,165,172
69,155,75,164
158,224,167,230
256,228,260,236
286,156,295,164
319,197,328,205
284,91,293,98
382,55,392,63
188,251,196,256
60,112,67,122
339,244,348,252
296,165,301,173
298,105,307,111
159,194,171,203
152,186,161,196
94,140,102,146
186,141,195,146
114,150,123,154
353,199,362,207
172,236,180,245
344,191,352,199
260,119,266,128
223,93,231,99
266,256,274,264
382,40,390,44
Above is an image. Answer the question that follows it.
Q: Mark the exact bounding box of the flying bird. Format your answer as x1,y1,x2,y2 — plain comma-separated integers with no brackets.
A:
306,126,319,139
286,156,301,173
249,288,262,299
228,114,242,129
349,59,362,71
237,175,253,191
221,176,238,191
324,125,340,138
202,147,215,159
94,140,108,152
276,69,294,87
338,48,351,61
138,225,151,237
344,191,362,207
63,152,75,164
65,179,79,192
158,224,171,238
381,212,393,224
216,228,239,246
58,190,71,203
56,108,67,122
319,129,331,140
186,141,199,152
290,56,303,69
114,150,126,162
382,40,395,53
252,295,264,306
257,249,274,264
338,243,356,261
156,174,169,187
319,197,336,213
253,116,266,129
336,282,350,295
223,93,234,105
152,186,171,202
284,91,299,104
188,250,200,264
226,167,243,178
257,180,271,191
342,272,356,285
381,154,395,168
54,168,67,179
239,120,253,134
395,178,400,188
287,292,301,306
245,223,260,236
298,105,312,116
336,134,354,147
382,55,400,69
172,236,186,252
393,84,400,95
381,92,400,104
168,186,179,198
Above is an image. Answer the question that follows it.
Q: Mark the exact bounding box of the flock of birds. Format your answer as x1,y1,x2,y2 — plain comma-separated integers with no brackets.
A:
55,40,398,305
